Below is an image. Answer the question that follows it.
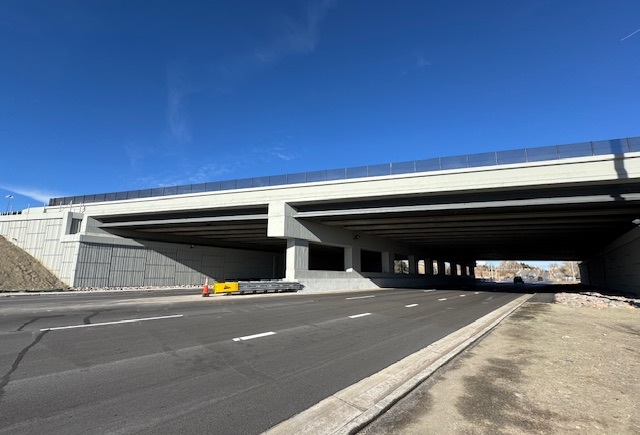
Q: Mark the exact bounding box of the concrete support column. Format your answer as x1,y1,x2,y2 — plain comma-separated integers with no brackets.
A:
460,262,468,276
437,260,445,276
286,238,309,280
425,258,434,275
469,264,475,277
382,251,393,273
451,262,458,276
345,246,361,272
408,255,418,275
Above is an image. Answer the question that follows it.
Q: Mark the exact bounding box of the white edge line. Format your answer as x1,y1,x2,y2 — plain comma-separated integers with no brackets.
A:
40,314,184,331
345,295,375,300
438,298,447,301
349,313,372,319
233,331,276,342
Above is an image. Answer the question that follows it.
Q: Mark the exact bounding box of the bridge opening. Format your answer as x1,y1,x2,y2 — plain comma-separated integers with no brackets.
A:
361,249,382,273
474,260,581,283
394,254,409,274
417,259,425,275
309,243,344,271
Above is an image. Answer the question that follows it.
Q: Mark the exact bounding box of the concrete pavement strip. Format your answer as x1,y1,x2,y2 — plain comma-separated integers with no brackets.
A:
264,293,532,435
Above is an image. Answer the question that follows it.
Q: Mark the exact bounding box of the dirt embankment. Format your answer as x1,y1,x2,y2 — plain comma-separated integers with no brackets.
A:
361,292,640,435
0,236,68,290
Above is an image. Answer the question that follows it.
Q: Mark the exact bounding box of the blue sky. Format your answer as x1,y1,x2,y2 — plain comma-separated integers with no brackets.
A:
1,0,639,212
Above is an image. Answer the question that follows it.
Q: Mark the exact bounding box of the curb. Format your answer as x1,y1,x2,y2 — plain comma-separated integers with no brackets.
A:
0,287,201,297
264,293,532,435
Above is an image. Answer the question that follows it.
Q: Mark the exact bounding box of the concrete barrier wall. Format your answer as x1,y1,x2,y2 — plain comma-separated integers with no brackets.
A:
0,209,283,288
74,240,281,288
293,270,475,293
0,209,80,285
580,227,640,295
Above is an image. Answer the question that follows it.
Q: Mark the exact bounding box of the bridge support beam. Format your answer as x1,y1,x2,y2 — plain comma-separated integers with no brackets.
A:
382,251,392,274
425,258,434,275
345,246,361,272
408,255,418,274
437,260,446,276
460,263,467,277
286,238,309,280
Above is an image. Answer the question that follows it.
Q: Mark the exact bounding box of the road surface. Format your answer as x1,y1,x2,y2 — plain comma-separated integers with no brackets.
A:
0,287,522,434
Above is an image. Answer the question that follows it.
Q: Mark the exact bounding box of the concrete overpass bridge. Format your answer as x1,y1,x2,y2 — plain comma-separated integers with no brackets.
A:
2,137,639,294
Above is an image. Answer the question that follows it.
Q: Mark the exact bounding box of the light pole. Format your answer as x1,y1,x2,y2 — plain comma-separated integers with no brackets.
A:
5,195,13,213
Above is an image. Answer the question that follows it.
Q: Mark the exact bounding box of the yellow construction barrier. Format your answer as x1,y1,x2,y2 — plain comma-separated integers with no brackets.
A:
213,282,239,294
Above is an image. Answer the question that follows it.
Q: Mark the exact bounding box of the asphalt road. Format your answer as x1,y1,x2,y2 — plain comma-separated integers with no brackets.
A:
0,287,522,434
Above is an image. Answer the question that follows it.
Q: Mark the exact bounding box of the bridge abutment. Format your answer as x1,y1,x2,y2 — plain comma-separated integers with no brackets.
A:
580,226,640,295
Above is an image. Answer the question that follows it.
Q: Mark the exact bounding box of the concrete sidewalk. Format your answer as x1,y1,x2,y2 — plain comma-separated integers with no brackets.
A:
359,295,639,435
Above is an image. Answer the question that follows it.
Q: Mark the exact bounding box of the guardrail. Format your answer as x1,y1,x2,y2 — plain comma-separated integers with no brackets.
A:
49,136,639,206
214,280,303,294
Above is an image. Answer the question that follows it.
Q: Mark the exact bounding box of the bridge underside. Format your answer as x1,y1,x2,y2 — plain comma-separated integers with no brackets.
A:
98,182,640,262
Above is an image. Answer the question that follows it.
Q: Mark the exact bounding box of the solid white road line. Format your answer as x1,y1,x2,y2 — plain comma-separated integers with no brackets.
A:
345,295,375,300
233,331,276,342
405,304,419,308
40,314,184,331
349,313,372,319
438,298,447,301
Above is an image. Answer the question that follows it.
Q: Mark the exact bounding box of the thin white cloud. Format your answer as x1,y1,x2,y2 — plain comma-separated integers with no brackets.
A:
275,152,294,161
163,1,335,147
129,142,297,191
166,64,193,145
124,141,149,168
251,145,296,162
130,162,240,190
251,0,335,66
621,27,640,41
0,184,64,204
416,56,431,69
186,163,237,184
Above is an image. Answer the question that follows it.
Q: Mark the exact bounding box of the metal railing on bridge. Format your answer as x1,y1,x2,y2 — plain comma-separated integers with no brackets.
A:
49,136,640,206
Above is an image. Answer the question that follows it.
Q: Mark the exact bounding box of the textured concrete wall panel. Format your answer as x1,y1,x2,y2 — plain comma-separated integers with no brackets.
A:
0,212,71,286
582,228,640,295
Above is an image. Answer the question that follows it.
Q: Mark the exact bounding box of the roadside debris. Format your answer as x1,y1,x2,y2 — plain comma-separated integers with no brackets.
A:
554,291,639,309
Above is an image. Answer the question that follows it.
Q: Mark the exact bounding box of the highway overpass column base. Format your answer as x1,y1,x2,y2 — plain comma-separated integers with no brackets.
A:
344,246,361,272
286,238,309,280
265,293,532,435
437,260,446,277
425,258,433,275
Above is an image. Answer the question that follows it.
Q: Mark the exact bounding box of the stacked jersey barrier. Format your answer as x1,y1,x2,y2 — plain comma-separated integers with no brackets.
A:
213,280,303,295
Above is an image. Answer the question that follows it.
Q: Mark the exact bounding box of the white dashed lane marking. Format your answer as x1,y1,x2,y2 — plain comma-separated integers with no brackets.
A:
349,313,372,319
438,298,447,301
345,295,375,300
405,304,418,308
233,331,276,342
40,314,184,331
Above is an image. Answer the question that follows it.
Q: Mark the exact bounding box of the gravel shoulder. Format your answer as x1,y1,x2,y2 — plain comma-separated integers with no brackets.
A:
360,293,640,435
